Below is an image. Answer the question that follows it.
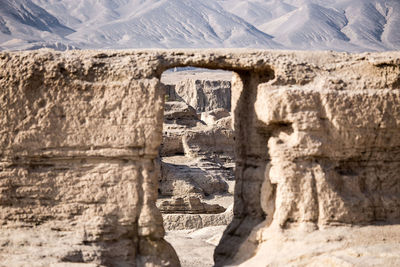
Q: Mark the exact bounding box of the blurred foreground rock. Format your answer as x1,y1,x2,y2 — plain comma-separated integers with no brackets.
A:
1,50,400,267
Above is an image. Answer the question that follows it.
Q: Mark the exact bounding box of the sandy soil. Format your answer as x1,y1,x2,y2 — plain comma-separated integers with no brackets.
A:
165,226,227,267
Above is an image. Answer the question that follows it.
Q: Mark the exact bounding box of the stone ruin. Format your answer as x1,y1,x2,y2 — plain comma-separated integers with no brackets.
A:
0,49,400,266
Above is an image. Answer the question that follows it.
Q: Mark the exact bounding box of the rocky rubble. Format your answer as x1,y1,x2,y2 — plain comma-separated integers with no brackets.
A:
157,196,226,214
174,79,231,112
159,158,231,197
162,204,233,231
159,72,235,232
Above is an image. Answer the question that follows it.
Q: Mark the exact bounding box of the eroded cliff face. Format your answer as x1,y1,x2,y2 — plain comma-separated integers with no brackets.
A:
0,50,400,266
216,52,400,266
0,51,176,266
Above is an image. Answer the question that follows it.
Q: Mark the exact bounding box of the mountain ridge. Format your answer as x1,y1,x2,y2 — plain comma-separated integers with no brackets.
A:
1,0,399,51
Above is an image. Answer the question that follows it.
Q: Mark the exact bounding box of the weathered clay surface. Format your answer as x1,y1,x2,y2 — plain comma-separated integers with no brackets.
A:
161,100,200,156
159,159,229,198
159,73,235,253
159,76,234,206
0,50,179,267
183,127,234,159
215,51,400,266
162,204,233,231
157,196,225,214
1,49,400,266
174,79,231,112
200,108,231,126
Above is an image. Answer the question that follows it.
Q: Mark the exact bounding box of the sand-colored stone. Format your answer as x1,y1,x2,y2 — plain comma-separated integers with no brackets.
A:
162,204,233,231
157,196,225,214
159,159,229,198
0,49,400,266
200,108,231,126
174,79,231,112
159,82,234,202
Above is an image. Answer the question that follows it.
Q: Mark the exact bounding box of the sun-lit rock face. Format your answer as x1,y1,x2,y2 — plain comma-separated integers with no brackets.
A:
174,79,232,112
0,49,400,266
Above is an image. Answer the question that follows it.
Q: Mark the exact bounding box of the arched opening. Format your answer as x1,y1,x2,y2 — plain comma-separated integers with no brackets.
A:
157,67,235,266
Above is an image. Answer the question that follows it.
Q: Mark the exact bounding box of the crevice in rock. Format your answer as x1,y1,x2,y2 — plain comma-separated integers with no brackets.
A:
214,67,275,266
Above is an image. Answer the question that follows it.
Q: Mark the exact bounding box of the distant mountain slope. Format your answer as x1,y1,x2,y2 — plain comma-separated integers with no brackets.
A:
0,0,75,50
220,0,400,51
62,0,281,49
258,2,356,51
0,0,400,51
340,0,400,51
217,0,297,27
21,0,281,50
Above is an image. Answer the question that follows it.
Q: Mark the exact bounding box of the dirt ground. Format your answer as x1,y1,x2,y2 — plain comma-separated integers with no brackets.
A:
165,226,227,267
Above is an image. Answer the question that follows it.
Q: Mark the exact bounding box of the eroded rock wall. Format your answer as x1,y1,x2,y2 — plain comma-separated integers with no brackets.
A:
174,79,231,112
1,49,400,266
0,51,177,266
215,51,400,266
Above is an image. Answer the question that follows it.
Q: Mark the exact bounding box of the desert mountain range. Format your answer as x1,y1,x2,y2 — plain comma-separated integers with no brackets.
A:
1,0,400,51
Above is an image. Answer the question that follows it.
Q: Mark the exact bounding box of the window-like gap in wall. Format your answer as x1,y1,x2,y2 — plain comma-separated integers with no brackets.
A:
157,67,235,267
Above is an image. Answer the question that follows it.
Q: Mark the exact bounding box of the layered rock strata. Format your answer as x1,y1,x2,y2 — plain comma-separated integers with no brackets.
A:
0,50,179,267
162,204,233,231
174,79,231,112
159,72,234,204
157,197,226,214
159,71,235,237
0,49,400,266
